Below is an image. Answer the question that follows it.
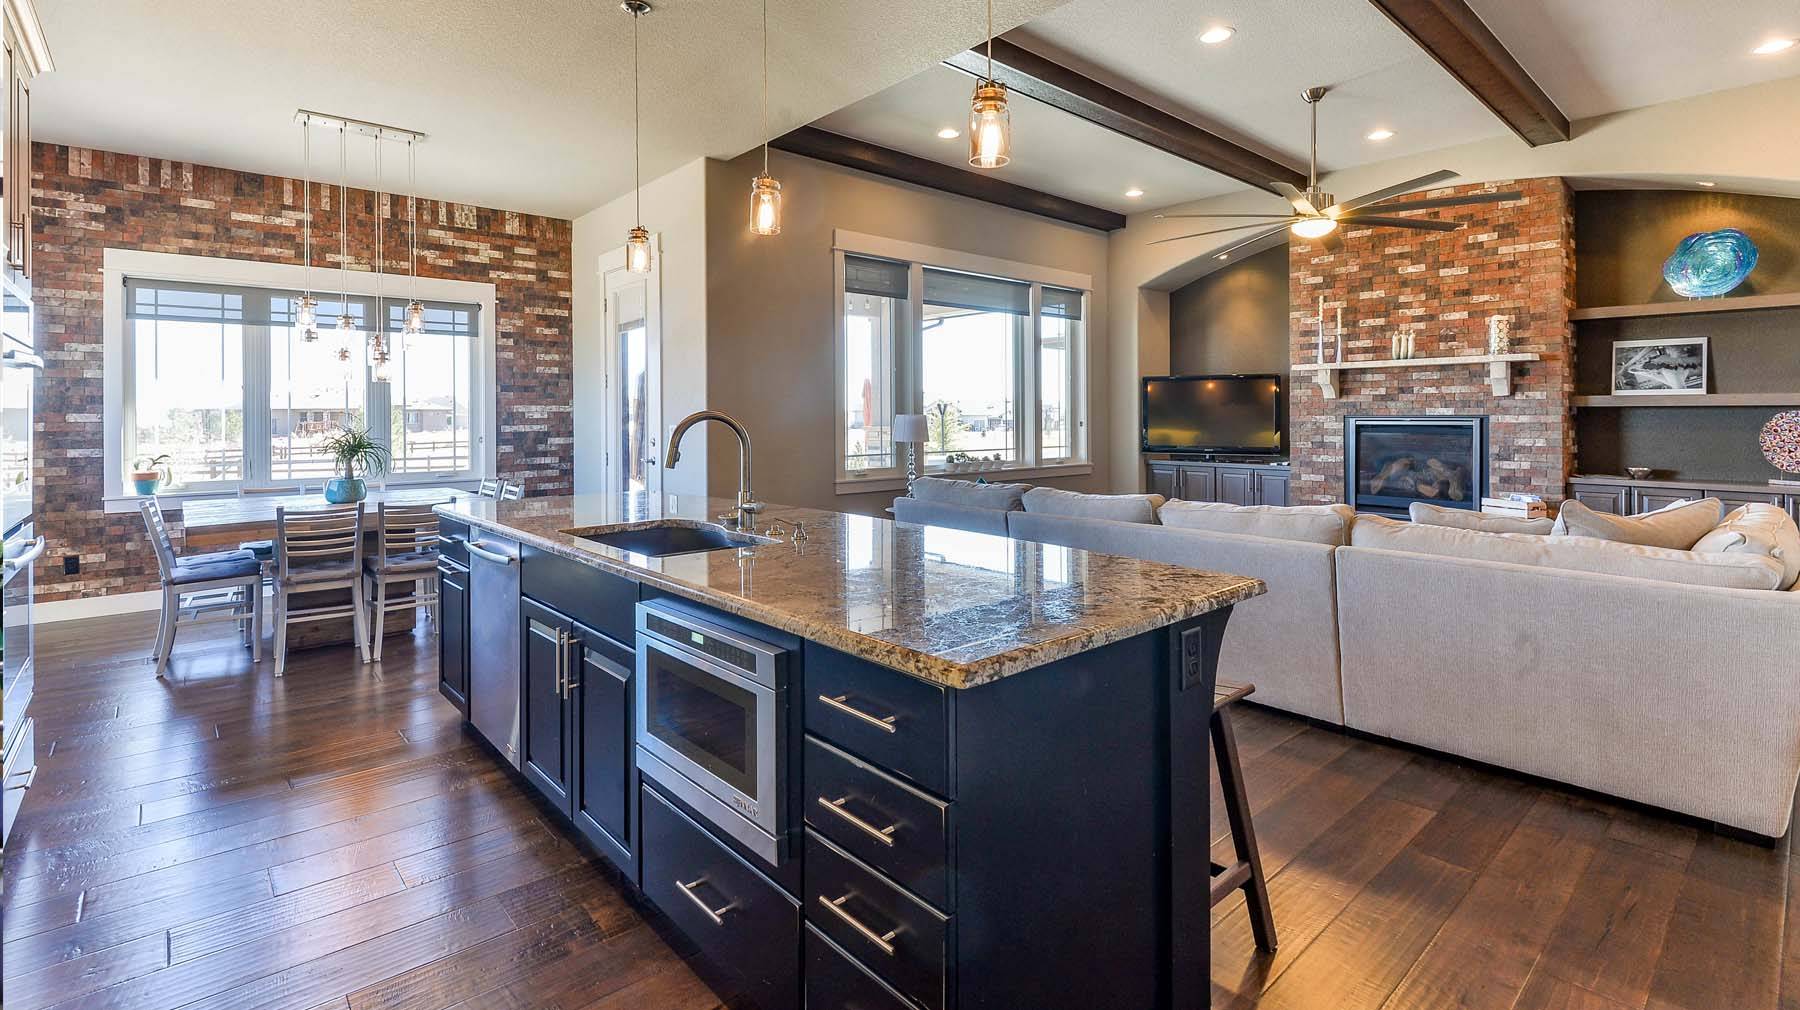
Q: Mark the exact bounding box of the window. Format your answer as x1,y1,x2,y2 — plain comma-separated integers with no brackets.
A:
117,272,485,495
835,236,1088,486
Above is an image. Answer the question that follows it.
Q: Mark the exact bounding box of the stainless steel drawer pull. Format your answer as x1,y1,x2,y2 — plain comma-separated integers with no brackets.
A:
819,894,899,956
819,694,898,733
818,796,897,846
676,878,735,926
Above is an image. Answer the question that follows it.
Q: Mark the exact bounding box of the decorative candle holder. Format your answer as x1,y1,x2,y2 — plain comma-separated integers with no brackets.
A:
1487,314,1513,354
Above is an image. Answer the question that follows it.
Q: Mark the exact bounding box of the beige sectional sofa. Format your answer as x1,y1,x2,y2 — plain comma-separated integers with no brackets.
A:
892,482,1800,838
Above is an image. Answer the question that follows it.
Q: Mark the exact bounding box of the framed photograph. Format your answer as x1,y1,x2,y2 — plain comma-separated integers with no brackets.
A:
1611,337,1708,395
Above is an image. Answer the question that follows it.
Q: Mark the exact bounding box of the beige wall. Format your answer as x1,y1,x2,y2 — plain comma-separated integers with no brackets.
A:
572,158,710,496
1104,73,1800,492
700,148,1113,515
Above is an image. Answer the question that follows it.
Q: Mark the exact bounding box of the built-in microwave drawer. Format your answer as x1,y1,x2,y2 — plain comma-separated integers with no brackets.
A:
806,924,919,1010
805,735,951,911
804,643,951,797
3,715,35,845
641,785,799,1010
806,830,950,1010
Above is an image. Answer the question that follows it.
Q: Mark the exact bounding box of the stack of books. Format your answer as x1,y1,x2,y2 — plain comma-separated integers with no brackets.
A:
1480,494,1549,519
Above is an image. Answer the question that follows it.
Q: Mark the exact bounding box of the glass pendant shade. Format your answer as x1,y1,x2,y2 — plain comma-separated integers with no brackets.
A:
295,294,317,331
626,226,653,273
337,312,358,337
968,81,1011,169
334,346,352,363
404,300,426,334
302,325,320,343
1290,217,1338,239
749,174,782,236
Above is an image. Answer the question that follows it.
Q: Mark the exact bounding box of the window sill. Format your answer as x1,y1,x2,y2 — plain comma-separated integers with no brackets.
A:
834,462,1093,496
102,476,486,514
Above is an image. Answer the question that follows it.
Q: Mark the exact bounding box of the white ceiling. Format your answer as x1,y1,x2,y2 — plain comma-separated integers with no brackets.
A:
28,0,1068,219
1466,0,1800,119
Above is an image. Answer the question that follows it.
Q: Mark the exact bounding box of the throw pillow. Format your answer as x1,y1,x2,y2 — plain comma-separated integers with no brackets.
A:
1158,500,1357,546
1409,501,1554,535
1551,497,1724,550
908,476,1031,511
1020,487,1166,524
1693,503,1800,590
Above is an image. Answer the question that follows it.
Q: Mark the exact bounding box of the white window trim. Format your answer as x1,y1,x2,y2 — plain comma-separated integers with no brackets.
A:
831,230,1093,494
101,248,498,510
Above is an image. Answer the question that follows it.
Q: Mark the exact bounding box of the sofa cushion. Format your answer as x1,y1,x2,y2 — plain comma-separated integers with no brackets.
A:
1351,515,1782,590
1409,501,1554,536
1693,503,1800,590
908,476,1031,511
1551,496,1723,549
1021,486,1165,524
892,496,1011,536
1158,500,1357,546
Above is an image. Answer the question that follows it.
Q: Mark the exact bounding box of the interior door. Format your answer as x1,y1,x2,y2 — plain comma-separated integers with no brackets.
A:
603,262,661,500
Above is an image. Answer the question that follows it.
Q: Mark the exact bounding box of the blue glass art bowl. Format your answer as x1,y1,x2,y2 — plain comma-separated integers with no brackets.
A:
1662,228,1759,298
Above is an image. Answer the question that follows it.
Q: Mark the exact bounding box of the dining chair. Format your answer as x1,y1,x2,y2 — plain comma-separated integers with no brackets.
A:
139,499,263,678
272,502,369,676
499,480,524,500
234,485,308,631
362,502,445,661
477,479,504,498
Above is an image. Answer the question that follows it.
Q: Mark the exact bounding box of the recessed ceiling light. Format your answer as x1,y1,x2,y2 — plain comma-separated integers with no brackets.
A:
1125,188,1145,199
1198,25,1235,45
1365,128,1396,142
936,127,961,140
1752,37,1796,55
1697,180,1717,187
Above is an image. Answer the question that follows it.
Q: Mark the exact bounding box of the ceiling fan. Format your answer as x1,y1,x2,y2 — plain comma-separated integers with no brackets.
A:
1152,86,1519,259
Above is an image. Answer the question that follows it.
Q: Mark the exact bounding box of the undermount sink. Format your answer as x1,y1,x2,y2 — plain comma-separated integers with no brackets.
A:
565,520,776,558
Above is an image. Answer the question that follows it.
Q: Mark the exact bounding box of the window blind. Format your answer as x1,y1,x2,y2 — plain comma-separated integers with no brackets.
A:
844,255,909,299
922,267,1029,315
125,278,477,337
1040,286,1084,321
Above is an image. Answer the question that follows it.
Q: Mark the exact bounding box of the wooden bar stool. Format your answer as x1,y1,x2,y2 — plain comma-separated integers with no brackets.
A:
1212,681,1276,953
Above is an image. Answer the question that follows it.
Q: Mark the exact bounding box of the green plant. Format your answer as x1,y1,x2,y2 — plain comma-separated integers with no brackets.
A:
131,453,173,482
320,425,390,480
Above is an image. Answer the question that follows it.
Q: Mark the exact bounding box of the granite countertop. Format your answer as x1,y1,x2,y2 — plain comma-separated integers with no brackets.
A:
437,493,1265,690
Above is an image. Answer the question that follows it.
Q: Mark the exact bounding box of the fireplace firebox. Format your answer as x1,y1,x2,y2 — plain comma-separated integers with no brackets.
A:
1344,416,1488,516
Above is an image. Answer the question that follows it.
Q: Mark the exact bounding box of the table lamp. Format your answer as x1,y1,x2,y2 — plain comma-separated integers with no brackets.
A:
893,413,928,488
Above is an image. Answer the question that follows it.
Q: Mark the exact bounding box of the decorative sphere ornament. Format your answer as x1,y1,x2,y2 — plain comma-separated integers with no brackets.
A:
1760,410,1800,476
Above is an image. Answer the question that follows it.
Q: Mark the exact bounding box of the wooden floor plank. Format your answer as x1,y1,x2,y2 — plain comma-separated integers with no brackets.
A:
1527,836,1692,1007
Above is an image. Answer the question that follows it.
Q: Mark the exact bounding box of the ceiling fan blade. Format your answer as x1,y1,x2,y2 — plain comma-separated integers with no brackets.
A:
1326,169,1459,217
1356,191,1522,214
1272,182,1319,216
1339,215,1462,232
1153,213,1298,220
1148,220,1299,245
1206,224,1297,260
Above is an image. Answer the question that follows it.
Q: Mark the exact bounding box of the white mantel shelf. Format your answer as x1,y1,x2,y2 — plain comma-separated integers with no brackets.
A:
1294,353,1542,399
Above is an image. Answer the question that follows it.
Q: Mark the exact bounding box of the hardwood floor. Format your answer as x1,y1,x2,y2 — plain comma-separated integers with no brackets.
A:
3,610,1792,1009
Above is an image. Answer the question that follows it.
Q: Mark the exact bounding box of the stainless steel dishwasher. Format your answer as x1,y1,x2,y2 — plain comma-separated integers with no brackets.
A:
466,533,521,768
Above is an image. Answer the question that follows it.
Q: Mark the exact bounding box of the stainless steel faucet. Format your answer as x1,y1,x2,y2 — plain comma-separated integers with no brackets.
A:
665,410,762,531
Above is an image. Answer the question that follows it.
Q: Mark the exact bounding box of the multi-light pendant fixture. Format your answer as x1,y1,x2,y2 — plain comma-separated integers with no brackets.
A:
369,136,391,384
623,0,654,273
335,125,357,361
297,120,319,341
968,0,1011,169
747,0,781,236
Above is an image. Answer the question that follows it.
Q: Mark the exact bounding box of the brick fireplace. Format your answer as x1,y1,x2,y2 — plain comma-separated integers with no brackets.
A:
1286,177,1576,507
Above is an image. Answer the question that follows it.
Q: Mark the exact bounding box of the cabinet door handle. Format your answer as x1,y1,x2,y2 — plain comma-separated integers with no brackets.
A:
818,894,899,956
552,628,566,697
817,796,897,846
818,694,897,733
561,632,580,699
676,878,735,926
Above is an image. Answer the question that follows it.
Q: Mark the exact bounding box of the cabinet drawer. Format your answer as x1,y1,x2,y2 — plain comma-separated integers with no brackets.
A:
806,924,918,1010
642,786,799,1010
806,830,950,1010
805,735,951,910
521,545,638,643
805,643,950,797
436,518,470,565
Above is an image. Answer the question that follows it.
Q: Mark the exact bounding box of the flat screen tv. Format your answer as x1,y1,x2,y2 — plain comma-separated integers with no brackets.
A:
1140,374,1284,455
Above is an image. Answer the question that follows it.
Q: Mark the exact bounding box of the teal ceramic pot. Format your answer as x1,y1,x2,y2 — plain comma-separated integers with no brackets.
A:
324,477,367,503
131,477,160,495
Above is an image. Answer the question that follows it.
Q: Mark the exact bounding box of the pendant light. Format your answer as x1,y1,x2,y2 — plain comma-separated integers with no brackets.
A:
335,125,358,352
369,133,391,383
623,1,654,273
968,0,1011,169
403,138,425,337
297,116,319,341
748,0,781,236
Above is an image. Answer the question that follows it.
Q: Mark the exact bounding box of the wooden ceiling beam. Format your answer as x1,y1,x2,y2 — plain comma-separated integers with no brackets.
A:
770,127,1127,232
1368,0,1570,146
943,36,1307,195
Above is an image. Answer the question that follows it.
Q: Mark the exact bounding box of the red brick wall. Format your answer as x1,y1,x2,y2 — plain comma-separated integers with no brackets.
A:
1287,177,1576,506
31,143,573,602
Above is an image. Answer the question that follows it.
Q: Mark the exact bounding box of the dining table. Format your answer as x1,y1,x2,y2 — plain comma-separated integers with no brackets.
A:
178,485,472,651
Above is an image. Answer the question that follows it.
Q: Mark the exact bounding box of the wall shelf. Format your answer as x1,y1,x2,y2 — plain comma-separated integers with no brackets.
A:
1570,291,1800,321
1293,353,1541,399
1573,393,1800,408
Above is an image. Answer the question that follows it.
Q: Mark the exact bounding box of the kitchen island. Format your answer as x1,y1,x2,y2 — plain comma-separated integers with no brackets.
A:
434,493,1263,1010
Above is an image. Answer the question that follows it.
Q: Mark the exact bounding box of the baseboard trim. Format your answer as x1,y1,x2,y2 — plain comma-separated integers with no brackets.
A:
36,590,163,623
